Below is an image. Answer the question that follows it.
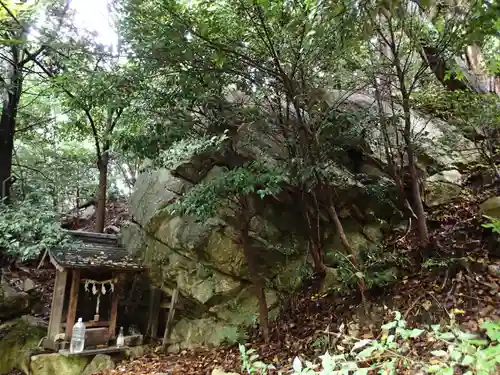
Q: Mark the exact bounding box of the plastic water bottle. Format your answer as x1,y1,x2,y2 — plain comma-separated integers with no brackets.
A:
70,318,86,353
116,326,124,347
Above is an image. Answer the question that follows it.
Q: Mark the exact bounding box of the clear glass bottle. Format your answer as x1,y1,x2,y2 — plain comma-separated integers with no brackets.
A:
70,318,86,353
116,326,124,347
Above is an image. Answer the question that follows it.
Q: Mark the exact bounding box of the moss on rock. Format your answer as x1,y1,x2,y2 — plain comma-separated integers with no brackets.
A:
0,316,46,374
29,353,89,375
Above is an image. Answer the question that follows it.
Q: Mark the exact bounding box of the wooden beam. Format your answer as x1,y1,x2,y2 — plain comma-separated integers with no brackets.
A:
63,230,119,244
48,251,64,272
108,272,119,339
162,286,179,350
46,269,68,347
65,269,81,340
147,286,161,338
62,320,110,329
59,346,126,357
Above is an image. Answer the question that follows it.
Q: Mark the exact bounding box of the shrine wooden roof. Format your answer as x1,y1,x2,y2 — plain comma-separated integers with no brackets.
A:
48,230,143,271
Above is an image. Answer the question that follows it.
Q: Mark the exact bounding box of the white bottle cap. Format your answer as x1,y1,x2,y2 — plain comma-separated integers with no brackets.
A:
78,318,83,322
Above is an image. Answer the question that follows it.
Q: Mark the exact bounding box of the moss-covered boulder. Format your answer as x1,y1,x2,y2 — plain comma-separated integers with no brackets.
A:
29,353,89,375
424,170,464,207
480,196,500,219
325,221,383,262
0,315,46,374
425,181,463,207
80,354,114,375
168,317,241,351
0,316,115,375
124,165,303,350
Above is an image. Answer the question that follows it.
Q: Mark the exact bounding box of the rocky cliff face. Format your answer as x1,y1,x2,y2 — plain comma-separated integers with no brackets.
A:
122,93,478,351
122,167,297,350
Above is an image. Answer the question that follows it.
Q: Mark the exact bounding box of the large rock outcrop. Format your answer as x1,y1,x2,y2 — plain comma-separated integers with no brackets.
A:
123,168,291,350
122,92,478,350
0,281,36,321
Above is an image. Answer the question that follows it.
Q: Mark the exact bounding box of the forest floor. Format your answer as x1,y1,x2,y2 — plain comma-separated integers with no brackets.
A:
91,188,500,375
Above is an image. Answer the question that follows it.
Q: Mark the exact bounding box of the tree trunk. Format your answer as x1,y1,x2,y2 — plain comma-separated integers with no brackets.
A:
423,45,499,95
241,221,269,342
391,33,430,248
95,152,108,233
309,241,327,273
401,96,429,248
326,193,368,309
304,205,327,274
0,59,22,204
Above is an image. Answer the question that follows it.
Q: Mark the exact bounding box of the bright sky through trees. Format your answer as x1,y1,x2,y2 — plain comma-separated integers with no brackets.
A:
71,0,117,47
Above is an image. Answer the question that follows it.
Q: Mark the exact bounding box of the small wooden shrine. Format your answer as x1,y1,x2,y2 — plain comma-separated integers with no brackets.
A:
43,230,143,354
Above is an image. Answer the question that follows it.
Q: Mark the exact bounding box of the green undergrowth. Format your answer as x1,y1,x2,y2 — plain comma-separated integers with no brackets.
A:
239,312,500,375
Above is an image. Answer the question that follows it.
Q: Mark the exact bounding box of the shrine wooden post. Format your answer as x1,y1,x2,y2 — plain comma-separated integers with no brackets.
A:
108,272,119,339
46,269,68,347
147,286,162,338
65,269,81,339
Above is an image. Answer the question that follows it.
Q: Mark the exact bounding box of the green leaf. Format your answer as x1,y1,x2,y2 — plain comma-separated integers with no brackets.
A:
431,324,441,332
381,321,397,330
355,368,370,375
409,328,425,338
450,348,462,361
481,321,500,341
430,350,448,358
426,364,444,373
356,346,377,359
438,332,456,340
458,332,479,341
292,356,302,372
252,361,268,369
438,368,454,375
461,355,475,366
467,339,489,346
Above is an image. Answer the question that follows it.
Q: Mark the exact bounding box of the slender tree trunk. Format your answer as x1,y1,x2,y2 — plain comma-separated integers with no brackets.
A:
390,31,430,248
373,79,418,220
0,59,22,204
95,151,108,233
304,204,327,274
325,191,367,311
241,217,269,342
401,96,429,248
309,240,327,274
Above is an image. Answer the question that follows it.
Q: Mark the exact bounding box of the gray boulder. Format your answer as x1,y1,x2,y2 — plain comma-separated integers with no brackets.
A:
480,196,500,219
0,280,35,321
425,170,464,207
